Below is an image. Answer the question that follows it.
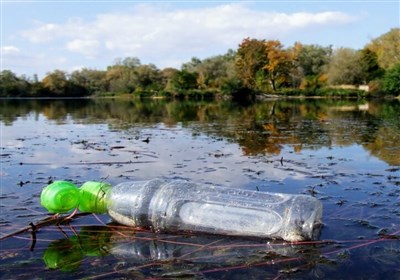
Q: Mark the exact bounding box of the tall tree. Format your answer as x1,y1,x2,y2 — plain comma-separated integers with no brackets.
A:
182,57,202,72
326,48,365,85
235,38,268,91
189,50,237,90
296,44,332,77
367,28,400,70
263,40,293,91
0,70,31,96
170,70,198,92
382,63,400,95
359,48,384,83
70,68,107,95
42,70,87,96
41,70,69,95
133,64,163,93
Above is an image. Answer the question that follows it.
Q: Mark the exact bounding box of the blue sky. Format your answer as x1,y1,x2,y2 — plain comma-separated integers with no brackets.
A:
1,0,399,79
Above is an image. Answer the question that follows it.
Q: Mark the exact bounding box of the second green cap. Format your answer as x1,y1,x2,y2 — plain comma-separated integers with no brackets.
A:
79,181,111,213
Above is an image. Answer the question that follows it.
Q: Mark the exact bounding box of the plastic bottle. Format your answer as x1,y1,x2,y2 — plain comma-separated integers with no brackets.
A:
40,179,323,241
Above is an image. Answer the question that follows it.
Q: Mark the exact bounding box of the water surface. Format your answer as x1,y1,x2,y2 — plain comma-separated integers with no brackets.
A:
1,98,399,279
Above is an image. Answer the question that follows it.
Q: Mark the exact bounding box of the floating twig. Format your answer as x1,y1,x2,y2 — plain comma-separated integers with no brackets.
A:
0,212,90,241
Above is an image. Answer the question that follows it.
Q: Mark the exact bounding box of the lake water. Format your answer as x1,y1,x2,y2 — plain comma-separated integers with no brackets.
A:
1,98,399,279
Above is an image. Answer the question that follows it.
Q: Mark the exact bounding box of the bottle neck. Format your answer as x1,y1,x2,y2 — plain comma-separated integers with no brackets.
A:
79,181,112,213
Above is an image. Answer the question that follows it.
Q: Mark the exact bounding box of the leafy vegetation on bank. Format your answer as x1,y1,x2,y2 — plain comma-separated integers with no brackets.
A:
1,28,399,99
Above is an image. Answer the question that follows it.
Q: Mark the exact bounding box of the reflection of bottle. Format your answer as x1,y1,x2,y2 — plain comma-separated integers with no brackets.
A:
43,226,111,271
110,229,301,263
41,179,323,241
43,225,304,270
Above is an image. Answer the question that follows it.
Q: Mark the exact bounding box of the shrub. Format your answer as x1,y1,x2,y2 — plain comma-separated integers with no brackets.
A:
382,63,400,95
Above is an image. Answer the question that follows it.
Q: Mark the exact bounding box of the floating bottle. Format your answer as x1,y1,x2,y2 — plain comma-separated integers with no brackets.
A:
40,179,323,241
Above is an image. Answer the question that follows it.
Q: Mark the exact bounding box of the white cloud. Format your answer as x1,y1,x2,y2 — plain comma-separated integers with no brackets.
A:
66,39,100,58
21,22,61,43
15,3,358,72
1,45,21,54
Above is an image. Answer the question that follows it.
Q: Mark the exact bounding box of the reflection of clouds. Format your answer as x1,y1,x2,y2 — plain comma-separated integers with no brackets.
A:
2,117,309,187
7,116,381,193
3,140,24,148
89,125,301,187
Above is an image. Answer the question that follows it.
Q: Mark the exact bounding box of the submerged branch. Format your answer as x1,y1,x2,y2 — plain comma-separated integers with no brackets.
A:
0,212,90,241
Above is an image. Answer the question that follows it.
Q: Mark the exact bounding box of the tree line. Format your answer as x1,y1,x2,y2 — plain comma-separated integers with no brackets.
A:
1,28,399,98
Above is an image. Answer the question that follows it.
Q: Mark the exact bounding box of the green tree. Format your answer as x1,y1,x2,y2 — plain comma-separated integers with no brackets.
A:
70,68,107,95
0,70,31,96
182,57,202,73
359,48,385,83
236,38,297,92
42,70,87,97
367,28,400,70
105,57,163,94
42,70,69,95
326,48,365,85
263,40,293,91
382,63,400,95
105,64,135,93
161,67,179,93
133,64,163,93
189,50,237,90
170,70,198,92
295,44,332,82
235,38,268,91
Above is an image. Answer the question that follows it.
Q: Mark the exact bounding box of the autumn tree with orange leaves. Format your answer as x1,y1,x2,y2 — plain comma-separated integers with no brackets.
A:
236,38,297,92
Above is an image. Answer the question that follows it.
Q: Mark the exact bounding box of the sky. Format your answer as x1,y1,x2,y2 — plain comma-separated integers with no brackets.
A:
1,0,399,79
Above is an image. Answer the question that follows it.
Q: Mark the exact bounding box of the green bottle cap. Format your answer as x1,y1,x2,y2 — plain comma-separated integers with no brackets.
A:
79,181,111,214
40,181,80,213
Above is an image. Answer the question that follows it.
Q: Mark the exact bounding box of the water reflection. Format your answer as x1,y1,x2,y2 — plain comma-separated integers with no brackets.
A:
1,98,399,279
42,225,319,276
43,225,300,269
1,98,399,165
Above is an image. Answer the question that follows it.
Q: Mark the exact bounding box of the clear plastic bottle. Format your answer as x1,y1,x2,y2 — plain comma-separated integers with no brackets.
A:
41,179,323,241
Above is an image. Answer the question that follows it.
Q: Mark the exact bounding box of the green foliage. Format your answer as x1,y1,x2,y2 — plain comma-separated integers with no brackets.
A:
169,70,198,93
42,70,88,97
314,88,369,98
0,70,31,97
326,48,365,85
290,44,332,88
70,68,107,95
359,48,385,82
1,28,397,99
181,57,202,72
104,58,164,95
367,28,400,70
297,44,332,77
235,38,268,91
382,63,400,95
220,78,246,96
235,38,296,93
300,75,327,92
189,51,237,90
263,40,295,91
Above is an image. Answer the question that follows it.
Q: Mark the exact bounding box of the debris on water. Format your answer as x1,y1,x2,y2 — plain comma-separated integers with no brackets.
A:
336,199,347,206
17,181,30,187
110,146,126,150
386,167,400,173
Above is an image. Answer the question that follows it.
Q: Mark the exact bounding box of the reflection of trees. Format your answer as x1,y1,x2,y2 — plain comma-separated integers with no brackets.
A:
1,98,399,165
365,125,400,165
